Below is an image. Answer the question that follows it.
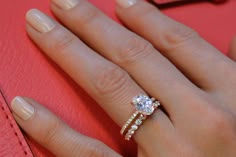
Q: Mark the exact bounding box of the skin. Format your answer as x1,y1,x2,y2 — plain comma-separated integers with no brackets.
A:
12,0,236,156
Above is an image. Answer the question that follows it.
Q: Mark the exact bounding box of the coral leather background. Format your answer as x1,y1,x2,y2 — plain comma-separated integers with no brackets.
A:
0,0,236,156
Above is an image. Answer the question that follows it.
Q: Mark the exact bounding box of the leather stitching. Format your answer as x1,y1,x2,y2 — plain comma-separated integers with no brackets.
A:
0,100,29,156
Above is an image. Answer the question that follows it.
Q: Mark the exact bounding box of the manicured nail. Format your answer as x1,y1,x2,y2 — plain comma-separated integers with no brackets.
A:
116,0,138,8
11,96,35,121
51,0,79,10
26,9,56,33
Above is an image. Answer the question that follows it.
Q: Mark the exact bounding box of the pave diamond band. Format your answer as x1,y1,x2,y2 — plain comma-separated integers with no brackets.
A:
120,111,140,135
120,94,160,140
124,114,147,140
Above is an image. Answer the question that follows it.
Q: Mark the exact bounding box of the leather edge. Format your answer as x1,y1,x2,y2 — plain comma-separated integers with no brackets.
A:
0,91,34,157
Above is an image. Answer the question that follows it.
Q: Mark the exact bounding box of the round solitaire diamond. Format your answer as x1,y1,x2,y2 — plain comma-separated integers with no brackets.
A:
132,95,155,115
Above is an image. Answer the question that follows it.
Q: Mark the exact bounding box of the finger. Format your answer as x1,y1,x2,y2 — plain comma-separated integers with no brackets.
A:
25,9,174,149
116,0,235,91
11,96,120,157
228,36,236,61
49,0,201,119
135,108,177,157
26,9,142,126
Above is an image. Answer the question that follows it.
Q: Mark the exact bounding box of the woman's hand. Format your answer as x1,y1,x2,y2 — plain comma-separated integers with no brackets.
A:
11,0,236,156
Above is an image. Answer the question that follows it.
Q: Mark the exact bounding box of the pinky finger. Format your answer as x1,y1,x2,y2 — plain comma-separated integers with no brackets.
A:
10,96,121,157
228,36,236,61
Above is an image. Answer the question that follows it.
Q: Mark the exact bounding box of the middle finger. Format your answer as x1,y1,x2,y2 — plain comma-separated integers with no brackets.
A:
50,0,201,118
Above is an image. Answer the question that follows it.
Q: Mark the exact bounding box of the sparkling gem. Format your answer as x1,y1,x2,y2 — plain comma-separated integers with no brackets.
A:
131,125,138,130
128,130,134,134
135,119,142,125
139,114,146,120
132,95,155,115
153,101,160,108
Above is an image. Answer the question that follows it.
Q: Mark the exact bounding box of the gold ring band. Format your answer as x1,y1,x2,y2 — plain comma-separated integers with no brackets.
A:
120,95,160,140
120,111,140,135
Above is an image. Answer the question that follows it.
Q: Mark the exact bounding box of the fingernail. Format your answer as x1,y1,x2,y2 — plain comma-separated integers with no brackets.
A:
51,0,79,10
116,0,138,8
11,96,35,121
26,9,56,33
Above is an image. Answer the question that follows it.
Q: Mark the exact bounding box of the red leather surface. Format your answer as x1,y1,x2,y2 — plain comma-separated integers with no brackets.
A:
0,91,33,157
0,0,236,156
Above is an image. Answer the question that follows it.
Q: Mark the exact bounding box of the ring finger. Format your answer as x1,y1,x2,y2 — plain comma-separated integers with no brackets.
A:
50,0,202,120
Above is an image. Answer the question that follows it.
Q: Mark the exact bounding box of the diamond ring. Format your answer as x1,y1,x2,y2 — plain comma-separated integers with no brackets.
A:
120,94,160,140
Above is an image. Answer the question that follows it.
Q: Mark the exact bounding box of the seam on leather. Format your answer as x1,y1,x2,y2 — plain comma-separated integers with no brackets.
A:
0,100,29,156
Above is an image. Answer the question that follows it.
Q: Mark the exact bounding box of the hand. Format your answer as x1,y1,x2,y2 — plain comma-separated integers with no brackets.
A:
229,37,236,61
11,0,236,156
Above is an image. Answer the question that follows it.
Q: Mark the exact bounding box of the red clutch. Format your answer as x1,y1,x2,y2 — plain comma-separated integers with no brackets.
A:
0,0,235,156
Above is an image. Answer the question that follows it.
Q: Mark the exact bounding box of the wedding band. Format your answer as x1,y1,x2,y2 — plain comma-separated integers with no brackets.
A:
124,113,147,140
120,94,160,140
120,111,140,135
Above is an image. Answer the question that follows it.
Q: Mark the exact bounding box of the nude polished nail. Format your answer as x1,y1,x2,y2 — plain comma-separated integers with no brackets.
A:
51,0,79,10
11,97,35,121
26,9,56,33
116,0,138,8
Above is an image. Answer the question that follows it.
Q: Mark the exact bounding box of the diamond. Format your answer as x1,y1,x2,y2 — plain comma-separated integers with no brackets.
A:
132,95,155,115
135,119,142,125
139,114,146,120
128,130,134,134
153,101,160,108
131,125,138,130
